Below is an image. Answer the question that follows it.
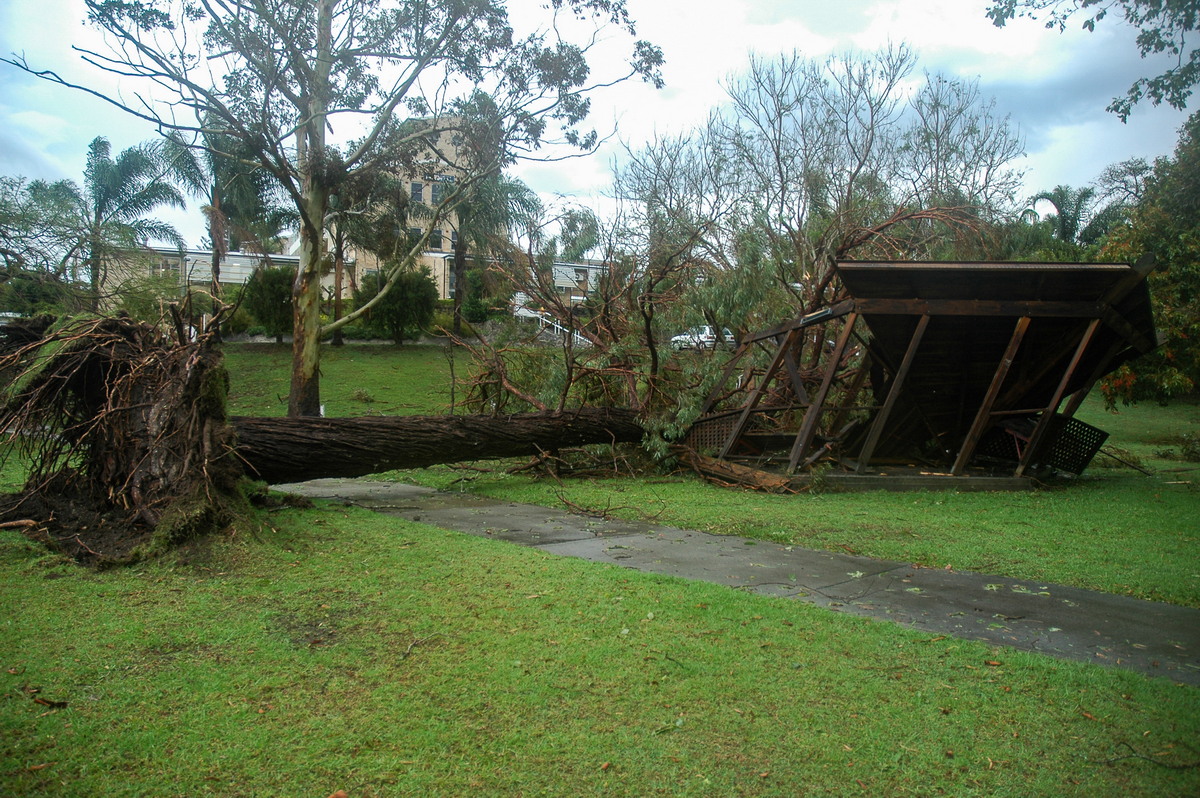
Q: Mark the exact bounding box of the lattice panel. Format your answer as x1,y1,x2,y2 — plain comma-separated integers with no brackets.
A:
683,415,738,453
974,414,1109,475
1043,415,1109,475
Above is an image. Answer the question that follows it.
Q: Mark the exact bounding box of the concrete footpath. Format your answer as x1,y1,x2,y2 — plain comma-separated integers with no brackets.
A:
278,478,1200,687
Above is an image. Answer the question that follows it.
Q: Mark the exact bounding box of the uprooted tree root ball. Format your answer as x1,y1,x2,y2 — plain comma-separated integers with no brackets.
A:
0,315,247,565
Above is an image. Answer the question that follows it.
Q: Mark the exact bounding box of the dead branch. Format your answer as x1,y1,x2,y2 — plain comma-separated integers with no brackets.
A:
677,448,797,494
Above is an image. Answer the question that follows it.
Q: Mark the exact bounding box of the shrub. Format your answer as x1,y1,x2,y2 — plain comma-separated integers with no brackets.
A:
353,268,438,345
242,264,296,343
221,305,254,335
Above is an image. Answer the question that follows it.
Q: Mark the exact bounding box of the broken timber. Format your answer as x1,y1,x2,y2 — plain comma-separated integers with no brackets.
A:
685,259,1158,483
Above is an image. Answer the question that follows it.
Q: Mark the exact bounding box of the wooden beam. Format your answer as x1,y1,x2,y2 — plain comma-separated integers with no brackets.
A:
853,297,1103,318
1015,318,1100,477
718,327,801,460
698,340,751,417
827,358,873,434
1098,253,1156,305
991,318,1101,411
1100,307,1156,354
787,313,859,473
951,316,1031,475
839,260,1132,272
1061,338,1129,418
856,314,929,473
781,344,811,405
738,299,856,345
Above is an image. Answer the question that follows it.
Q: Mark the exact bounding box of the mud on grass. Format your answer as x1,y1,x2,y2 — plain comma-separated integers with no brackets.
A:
0,472,278,567
0,476,155,566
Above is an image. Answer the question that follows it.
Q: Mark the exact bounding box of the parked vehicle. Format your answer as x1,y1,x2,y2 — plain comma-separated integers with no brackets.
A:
670,325,735,350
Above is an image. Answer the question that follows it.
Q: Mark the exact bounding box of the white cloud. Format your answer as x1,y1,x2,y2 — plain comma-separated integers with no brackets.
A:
1,0,1194,248
7,108,71,143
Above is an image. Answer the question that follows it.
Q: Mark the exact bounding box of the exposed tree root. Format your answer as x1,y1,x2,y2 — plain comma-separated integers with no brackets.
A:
0,315,243,565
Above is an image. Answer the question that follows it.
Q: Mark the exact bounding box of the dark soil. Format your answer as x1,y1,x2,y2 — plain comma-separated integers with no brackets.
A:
1,473,154,566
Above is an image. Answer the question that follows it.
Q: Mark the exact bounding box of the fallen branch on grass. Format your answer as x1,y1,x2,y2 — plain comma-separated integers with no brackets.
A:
1080,742,1200,770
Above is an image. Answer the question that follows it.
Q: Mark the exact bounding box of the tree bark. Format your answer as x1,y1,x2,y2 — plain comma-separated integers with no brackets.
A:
453,233,466,337
232,408,645,484
288,0,335,418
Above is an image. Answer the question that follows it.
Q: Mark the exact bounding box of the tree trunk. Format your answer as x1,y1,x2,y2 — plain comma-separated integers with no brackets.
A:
289,228,324,416
0,315,645,563
288,0,335,418
331,242,345,347
453,233,466,337
209,188,224,342
232,408,645,484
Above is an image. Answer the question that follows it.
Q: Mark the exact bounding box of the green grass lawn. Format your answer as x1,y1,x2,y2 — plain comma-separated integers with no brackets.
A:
221,342,461,417
1,342,1198,795
2,506,1198,796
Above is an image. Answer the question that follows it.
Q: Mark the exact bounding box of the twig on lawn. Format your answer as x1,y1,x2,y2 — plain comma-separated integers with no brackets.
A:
400,633,443,660
1080,742,1200,770
1097,447,1155,475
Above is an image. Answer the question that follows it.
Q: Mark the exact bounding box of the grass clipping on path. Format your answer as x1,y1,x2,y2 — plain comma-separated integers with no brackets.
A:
2,503,1197,797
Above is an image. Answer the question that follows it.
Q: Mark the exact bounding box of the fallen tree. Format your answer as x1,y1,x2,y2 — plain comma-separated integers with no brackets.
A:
0,315,646,564
233,408,645,484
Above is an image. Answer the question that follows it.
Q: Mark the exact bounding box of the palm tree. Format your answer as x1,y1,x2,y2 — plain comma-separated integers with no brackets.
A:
164,128,290,334
449,174,542,335
1031,184,1096,245
69,137,189,310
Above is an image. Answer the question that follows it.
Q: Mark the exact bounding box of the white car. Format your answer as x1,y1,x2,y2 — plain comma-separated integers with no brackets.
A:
670,325,735,350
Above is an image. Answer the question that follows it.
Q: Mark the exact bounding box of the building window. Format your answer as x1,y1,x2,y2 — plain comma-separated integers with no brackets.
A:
152,257,179,277
431,175,456,206
450,230,458,250
410,182,423,204
430,229,443,250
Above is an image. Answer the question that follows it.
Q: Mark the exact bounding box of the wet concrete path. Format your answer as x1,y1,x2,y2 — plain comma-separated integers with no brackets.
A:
278,478,1200,687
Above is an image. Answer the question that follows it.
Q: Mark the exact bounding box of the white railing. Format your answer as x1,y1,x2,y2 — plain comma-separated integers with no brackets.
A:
512,300,591,348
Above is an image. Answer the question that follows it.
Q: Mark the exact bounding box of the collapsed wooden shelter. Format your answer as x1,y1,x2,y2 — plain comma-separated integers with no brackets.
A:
684,259,1157,489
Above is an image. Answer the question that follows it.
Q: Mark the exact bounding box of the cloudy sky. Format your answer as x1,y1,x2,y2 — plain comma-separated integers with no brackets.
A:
1,0,1194,245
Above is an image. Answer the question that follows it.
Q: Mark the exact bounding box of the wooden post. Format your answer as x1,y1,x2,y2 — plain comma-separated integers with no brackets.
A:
697,340,751,417
827,354,872,434
787,312,859,473
856,314,929,473
951,316,1031,475
718,328,800,460
781,345,812,405
1061,338,1128,418
1015,318,1100,477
